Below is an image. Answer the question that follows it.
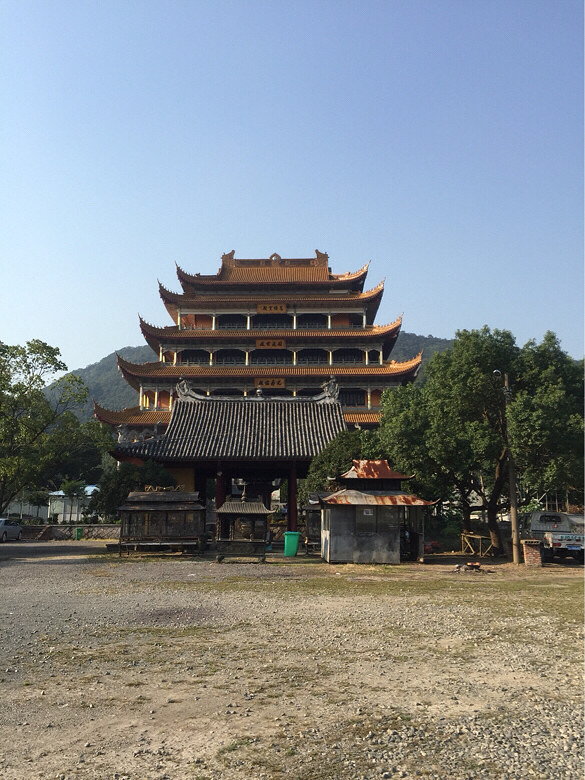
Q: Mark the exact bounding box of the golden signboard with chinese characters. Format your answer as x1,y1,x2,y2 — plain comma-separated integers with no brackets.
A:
254,378,285,389
255,339,285,349
257,303,287,314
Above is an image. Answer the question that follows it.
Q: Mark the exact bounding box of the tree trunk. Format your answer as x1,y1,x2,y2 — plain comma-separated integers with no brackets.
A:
460,503,472,533
486,502,504,554
486,448,508,555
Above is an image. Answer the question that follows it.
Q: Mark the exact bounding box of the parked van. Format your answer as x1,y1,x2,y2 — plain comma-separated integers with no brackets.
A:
519,511,584,563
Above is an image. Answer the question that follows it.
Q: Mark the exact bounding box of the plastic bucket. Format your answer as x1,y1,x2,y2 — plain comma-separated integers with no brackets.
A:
75,527,83,540
283,531,301,557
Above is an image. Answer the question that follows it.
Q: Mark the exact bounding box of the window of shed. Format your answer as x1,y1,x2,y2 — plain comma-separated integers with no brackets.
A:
356,508,376,534
378,506,403,530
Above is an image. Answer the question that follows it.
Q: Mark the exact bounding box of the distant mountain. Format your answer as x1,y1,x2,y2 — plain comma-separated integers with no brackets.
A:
70,345,156,421
392,331,452,365
68,333,452,422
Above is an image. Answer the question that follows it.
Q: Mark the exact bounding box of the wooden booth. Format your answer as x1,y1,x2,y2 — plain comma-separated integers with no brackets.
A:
117,488,205,554
216,498,273,562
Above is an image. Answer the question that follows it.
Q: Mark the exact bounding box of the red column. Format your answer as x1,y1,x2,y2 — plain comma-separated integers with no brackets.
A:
287,462,297,531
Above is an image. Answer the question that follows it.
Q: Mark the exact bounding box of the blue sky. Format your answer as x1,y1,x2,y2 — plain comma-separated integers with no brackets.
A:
2,0,583,371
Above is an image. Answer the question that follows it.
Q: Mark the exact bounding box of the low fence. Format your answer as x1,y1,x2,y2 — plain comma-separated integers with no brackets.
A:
22,524,121,541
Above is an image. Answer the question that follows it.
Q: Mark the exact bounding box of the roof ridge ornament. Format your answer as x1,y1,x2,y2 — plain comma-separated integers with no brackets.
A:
176,377,208,402
315,375,340,403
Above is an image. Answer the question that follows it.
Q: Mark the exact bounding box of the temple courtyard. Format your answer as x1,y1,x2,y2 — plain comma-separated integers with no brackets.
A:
0,542,583,779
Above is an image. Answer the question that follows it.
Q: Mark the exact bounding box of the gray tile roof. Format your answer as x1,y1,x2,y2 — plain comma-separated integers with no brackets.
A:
117,397,347,462
217,500,273,515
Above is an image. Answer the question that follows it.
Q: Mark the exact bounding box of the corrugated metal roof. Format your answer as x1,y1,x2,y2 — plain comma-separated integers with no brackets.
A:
340,460,411,480
323,489,435,506
116,396,347,462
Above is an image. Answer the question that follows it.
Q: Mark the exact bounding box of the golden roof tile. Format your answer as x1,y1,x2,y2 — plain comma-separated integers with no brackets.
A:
116,352,422,380
93,402,171,426
175,251,369,289
344,411,380,425
158,279,383,306
139,315,402,343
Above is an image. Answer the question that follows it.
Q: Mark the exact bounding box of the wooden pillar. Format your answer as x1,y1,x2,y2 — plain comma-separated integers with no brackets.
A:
287,463,298,532
216,469,229,538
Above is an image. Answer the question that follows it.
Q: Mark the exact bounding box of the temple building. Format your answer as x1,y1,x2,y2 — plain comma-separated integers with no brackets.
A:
95,249,422,436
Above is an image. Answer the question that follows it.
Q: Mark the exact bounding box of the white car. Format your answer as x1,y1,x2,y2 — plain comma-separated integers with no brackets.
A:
0,518,23,542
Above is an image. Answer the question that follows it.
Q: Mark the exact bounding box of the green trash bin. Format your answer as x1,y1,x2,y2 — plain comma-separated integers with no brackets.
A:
75,527,83,541
283,531,301,557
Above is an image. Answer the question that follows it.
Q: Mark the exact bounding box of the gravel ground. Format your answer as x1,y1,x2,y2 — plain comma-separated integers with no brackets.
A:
0,542,583,780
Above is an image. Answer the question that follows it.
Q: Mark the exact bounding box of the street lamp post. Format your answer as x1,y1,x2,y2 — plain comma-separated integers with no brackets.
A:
494,370,521,564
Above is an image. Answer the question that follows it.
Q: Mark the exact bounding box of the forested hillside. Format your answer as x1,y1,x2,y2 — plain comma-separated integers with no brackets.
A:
68,333,452,422
70,345,156,420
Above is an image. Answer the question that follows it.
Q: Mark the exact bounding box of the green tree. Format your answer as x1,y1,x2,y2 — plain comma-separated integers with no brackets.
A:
24,488,50,520
508,332,583,506
60,478,87,524
88,456,176,521
0,340,108,515
378,327,583,554
298,429,363,507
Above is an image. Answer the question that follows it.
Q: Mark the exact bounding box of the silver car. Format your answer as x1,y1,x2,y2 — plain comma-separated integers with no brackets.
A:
0,518,23,542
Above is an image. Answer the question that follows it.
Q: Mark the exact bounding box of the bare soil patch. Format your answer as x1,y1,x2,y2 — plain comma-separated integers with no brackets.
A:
0,543,582,779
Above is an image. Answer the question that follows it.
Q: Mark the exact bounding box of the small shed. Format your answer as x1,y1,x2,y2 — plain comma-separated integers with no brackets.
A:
118,488,205,553
320,460,435,564
216,498,273,562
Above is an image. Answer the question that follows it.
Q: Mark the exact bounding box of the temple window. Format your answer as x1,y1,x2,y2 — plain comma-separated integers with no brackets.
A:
217,314,246,330
181,349,210,365
332,348,364,365
297,313,327,330
158,390,171,410
211,388,244,396
296,387,321,397
250,349,293,365
142,390,156,410
215,349,246,365
331,313,351,329
252,313,293,330
263,387,293,397
370,389,382,408
297,348,329,365
339,388,366,407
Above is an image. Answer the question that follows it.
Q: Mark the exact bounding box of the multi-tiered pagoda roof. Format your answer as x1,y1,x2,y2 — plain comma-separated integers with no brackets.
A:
95,250,421,435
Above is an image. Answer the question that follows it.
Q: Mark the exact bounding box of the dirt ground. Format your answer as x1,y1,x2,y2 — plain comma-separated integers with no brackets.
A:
0,542,583,780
